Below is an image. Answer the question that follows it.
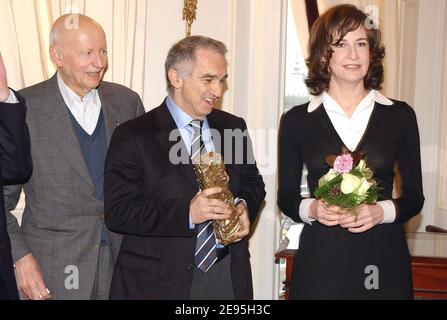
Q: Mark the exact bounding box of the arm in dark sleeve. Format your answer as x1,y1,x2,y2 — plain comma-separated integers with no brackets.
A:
393,104,425,224
104,123,195,238
135,94,145,117
0,91,32,184
234,118,266,223
277,111,305,223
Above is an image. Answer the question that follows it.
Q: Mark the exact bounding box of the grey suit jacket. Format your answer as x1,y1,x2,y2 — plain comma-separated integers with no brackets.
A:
4,74,145,299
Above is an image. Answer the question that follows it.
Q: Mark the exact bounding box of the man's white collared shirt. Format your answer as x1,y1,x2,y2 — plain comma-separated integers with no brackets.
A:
57,73,101,135
2,89,18,103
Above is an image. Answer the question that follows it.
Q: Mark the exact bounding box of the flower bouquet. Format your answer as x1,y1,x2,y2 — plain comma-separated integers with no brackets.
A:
314,148,378,213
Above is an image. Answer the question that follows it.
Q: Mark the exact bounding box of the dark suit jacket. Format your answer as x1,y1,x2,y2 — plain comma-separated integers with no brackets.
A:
277,100,424,299
104,99,265,299
0,91,32,300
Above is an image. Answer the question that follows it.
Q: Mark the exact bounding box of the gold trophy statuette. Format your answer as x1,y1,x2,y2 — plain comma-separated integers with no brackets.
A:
192,152,243,245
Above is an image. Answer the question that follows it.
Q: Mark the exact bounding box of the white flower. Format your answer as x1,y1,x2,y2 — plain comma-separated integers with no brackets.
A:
318,169,338,186
340,174,362,194
356,159,367,171
356,177,373,195
324,169,338,182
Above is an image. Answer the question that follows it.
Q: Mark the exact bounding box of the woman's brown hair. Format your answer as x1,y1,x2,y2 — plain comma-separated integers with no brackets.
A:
305,4,385,95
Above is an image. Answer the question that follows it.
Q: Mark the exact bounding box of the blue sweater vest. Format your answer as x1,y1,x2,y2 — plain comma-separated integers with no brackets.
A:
69,109,108,243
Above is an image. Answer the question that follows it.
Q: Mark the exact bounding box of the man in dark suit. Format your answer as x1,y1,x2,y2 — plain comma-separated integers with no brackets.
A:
0,52,32,300
4,14,145,300
104,35,265,299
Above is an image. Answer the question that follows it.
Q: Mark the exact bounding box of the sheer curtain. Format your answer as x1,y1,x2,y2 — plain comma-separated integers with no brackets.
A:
0,0,149,101
0,0,151,223
289,0,310,64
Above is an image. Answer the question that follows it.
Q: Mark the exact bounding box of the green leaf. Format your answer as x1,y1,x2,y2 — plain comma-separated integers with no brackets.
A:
314,175,342,198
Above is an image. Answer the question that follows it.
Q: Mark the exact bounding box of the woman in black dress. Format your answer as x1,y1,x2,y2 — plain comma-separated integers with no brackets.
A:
277,4,424,299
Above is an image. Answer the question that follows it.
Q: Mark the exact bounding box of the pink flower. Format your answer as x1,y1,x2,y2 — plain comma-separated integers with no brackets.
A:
333,154,353,174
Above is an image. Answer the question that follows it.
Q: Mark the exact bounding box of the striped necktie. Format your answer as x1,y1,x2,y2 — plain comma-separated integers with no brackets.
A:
190,119,217,272
194,221,218,272
189,119,205,160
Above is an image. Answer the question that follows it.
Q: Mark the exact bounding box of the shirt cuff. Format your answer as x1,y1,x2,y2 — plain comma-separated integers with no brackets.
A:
2,89,18,103
189,214,195,229
378,200,396,224
234,197,247,209
299,198,316,225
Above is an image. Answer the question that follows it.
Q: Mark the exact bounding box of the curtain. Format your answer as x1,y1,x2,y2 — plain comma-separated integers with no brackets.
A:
289,0,311,62
0,0,152,226
0,0,149,102
305,0,319,30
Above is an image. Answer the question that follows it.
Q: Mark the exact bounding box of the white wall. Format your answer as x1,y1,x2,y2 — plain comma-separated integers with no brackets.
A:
398,0,447,231
230,0,284,299
143,0,230,110
433,1,447,229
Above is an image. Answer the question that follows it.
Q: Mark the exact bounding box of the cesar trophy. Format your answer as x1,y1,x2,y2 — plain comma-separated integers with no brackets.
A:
192,152,242,245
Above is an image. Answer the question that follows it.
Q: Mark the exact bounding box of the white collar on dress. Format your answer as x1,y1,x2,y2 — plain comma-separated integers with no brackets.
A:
307,90,393,113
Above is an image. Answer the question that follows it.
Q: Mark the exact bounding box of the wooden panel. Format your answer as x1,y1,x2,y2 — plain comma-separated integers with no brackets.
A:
412,256,447,299
276,249,447,299
275,249,296,300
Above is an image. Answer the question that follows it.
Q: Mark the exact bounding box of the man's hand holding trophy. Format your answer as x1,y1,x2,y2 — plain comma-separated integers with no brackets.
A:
192,152,250,245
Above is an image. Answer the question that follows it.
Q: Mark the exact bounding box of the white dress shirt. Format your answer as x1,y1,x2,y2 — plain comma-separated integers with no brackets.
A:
165,95,215,156
300,90,396,225
57,73,101,135
2,89,18,103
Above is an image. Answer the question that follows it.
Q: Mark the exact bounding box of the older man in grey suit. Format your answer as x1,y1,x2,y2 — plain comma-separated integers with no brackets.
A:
4,14,145,300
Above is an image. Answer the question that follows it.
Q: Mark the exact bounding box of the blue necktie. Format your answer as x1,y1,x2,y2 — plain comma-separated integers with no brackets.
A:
194,221,218,272
190,119,205,160
190,120,217,272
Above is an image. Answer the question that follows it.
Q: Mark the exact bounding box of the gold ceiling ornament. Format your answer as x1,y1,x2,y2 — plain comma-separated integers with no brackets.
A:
183,0,198,37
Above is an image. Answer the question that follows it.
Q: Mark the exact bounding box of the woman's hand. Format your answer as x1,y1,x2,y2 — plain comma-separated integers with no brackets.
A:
338,204,384,233
308,199,346,227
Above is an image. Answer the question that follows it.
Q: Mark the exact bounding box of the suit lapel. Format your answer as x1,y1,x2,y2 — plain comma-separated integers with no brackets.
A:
207,111,225,157
42,75,95,191
154,102,199,189
98,84,121,145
